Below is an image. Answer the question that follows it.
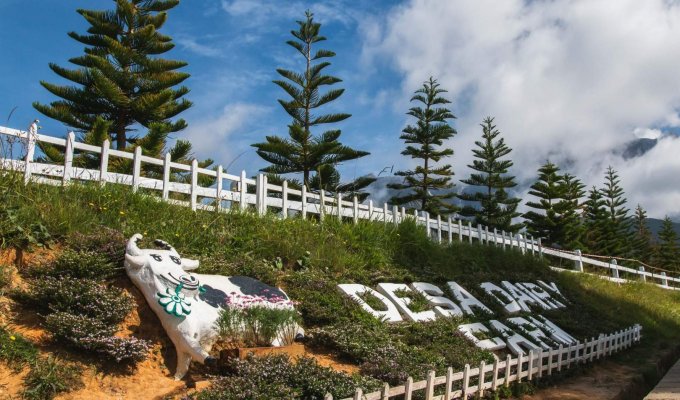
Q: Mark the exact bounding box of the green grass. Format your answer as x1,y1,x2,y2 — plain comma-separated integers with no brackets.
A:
1,172,680,395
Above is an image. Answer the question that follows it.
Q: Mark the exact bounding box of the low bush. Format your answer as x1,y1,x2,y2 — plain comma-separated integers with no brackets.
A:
0,265,10,294
28,249,119,280
22,356,83,400
19,277,133,325
196,354,381,400
0,327,38,370
216,293,301,347
67,227,126,265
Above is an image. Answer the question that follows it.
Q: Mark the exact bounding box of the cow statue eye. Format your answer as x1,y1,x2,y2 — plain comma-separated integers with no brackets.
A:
170,255,181,265
151,254,163,262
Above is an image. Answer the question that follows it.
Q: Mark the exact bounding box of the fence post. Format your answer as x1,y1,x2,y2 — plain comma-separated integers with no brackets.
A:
132,145,142,192
381,383,389,400
467,221,473,244
458,219,463,242
502,230,507,250
574,249,584,272
611,259,619,279
537,349,544,378
491,359,500,392
368,200,374,221
99,139,109,186
547,348,554,375
337,192,343,221
162,153,171,201
437,215,442,243
320,190,325,221
353,196,359,224
447,216,453,243
557,344,563,372
63,131,75,184
425,370,435,400
444,367,453,400
301,185,308,219
353,388,363,400
493,228,498,246
393,205,399,227
324,394,333,400
528,235,535,255
23,120,38,184
504,354,512,387
190,159,198,211
281,180,288,219
479,361,486,397
462,364,470,398
255,174,263,215
527,350,534,380
477,224,484,244
538,237,543,258
523,234,529,254
215,165,223,211
424,211,431,237
383,202,389,225
660,271,669,287
639,266,646,282
405,376,414,400
401,206,406,221
239,170,247,211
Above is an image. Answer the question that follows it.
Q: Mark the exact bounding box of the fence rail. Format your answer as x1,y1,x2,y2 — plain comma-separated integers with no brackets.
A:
1,123,679,290
324,325,642,400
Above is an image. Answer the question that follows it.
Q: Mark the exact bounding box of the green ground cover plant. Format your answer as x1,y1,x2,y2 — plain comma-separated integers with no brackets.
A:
0,174,679,397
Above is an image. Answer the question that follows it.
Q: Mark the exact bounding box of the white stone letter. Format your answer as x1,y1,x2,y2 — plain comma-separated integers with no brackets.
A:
337,284,403,322
377,283,436,322
480,282,522,314
446,282,492,316
458,322,506,351
410,282,463,318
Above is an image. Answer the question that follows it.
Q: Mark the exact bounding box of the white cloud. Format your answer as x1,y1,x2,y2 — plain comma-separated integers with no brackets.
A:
363,0,680,218
220,0,357,29
176,36,223,58
183,103,271,170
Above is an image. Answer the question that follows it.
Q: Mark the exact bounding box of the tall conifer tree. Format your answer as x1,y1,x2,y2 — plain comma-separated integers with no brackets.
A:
556,173,586,249
459,117,522,232
655,217,679,272
33,0,191,150
599,167,633,257
632,205,654,264
523,161,564,246
582,186,607,253
252,11,369,189
388,77,457,216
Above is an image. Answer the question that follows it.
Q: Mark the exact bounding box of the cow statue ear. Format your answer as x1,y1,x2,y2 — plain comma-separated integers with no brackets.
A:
181,258,200,271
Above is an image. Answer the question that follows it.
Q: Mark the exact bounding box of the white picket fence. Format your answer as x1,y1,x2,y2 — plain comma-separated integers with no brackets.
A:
324,324,642,400
1,122,679,290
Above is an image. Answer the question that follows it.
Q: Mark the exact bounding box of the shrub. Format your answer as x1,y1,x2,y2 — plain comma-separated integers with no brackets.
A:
216,293,301,347
22,356,82,400
0,265,10,294
0,327,38,370
67,227,126,265
28,249,119,280
79,335,151,363
20,277,133,325
196,354,380,400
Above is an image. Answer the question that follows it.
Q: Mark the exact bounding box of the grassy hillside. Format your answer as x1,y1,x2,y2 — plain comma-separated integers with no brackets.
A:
1,173,679,399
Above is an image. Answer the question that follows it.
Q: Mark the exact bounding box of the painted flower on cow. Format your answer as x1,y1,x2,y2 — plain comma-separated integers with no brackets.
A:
157,284,191,317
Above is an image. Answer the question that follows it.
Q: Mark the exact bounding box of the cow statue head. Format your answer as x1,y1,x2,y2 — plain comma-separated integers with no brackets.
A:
125,234,202,317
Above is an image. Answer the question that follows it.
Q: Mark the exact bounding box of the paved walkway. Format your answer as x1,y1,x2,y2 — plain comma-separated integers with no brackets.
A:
646,359,680,399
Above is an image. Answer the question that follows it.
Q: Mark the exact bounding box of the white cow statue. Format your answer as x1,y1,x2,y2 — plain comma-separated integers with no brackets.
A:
124,234,300,379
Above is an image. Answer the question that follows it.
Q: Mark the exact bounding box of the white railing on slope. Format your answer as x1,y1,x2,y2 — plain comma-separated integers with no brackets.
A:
323,325,642,400
1,123,679,290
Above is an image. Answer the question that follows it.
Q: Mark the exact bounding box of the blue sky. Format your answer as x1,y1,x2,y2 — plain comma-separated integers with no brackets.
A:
3,0,680,218
0,0,407,181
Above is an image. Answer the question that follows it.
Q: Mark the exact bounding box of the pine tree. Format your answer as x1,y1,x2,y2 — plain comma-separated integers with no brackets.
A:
459,117,522,232
655,216,679,272
556,173,586,249
632,205,654,264
599,167,633,257
523,161,564,246
387,77,457,216
252,11,369,189
582,186,608,253
33,0,191,150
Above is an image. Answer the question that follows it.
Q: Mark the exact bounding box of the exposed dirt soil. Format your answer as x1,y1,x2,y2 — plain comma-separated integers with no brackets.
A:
0,364,28,400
